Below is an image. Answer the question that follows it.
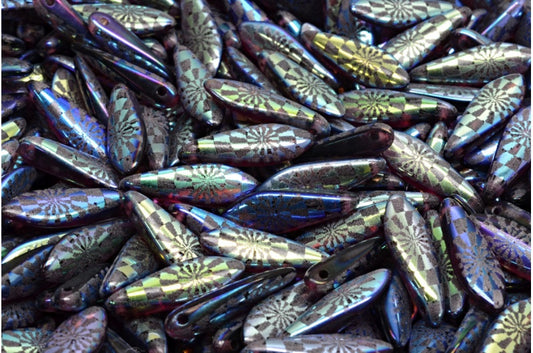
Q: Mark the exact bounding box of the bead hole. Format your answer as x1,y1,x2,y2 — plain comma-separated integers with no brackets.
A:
100,18,109,26
177,313,189,325
318,269,329,279
44,0,54,6
156,87,167,97
370,131,380,141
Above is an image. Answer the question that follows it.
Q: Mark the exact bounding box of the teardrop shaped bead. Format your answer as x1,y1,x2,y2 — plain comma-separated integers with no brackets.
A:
485,201,531,230
169,202,241,235
479,298,531,352
377,272,413,348
484,106,531,200
444,74,525,160
440,198,506,313
243,280,316,344
43,218,133,283
73,4,176,36
120,164,258,208
88,12,171,80
18,136,120,189
257,50,345,117
74,55,110,125
384,195,445,327
478,213,531,245
285,268,391,336
107,83,146,174
200,225,329,269
125,190,202,265
382,130,484,212
224,46,277,93
99,233,161,297
180,123,315,167
304,237,385,294
350,0,456,28
174,44,224,127
298,123,394,162
2,188,123,229
474,215,531,280
2,58,33,80
238,21,339,89
297,191,440,253
222,190,361,234
43,306,107,353
480,0,525,42
258,158,386,192
165,267,296,341
340,89,457,128
409,43,531,85
300,24,409,89
105,256,245,316
180,0,222,76
382,8,471,70
204,79,330,136
242,335,393,353
27,82,107,160
2,245,53,302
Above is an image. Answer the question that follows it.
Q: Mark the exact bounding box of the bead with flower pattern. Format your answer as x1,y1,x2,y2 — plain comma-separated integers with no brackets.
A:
2,188,123,229
51,68,86,111
300,23,409,89
1,327,53,353
105,256,245,316
444,74,525,160
180,123,315,167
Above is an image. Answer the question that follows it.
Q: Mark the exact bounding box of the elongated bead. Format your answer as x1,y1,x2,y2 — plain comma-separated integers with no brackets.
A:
299,123,394,161
242,335,393,353
463,133,500,168
382,8,470,70
484,106,531,200
180,0,222,76
165,267,296,341
350,0,456,28
384,195,445,327
2,188,123,229
257,50,345,118
18,136,119,189
239,21,338,89
474,215,531,280
105,256,245,316
120,164,258,208
141,105,169,170
243,280,316,344
27,82,107,160
485,201,531,229
440,198,506,312
479,298,531,352
340,89,457,128
99,233,160,297
480,0,525,42
300,24,409,89
43,306,107,353
124,190,202,265
107,84,146,174
285,268,391,336
180,123,315,167
410,43,531,85
74,55,109,125
174,44,224,127
2,245,53,301
223,190,361,234
73,4,176,36
444,74,525,160
2,300,42,330
51,68,86,110
169,203,240,235
200,225,328,269
88,12,171,80
304,237,385,294
258,158,385,192
43,218,133,283
383,130,484,212
425,209,466,319
404,83,480,103
204,79,330,136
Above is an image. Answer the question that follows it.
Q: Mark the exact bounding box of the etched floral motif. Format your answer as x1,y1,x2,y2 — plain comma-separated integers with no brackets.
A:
176,261,214,296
